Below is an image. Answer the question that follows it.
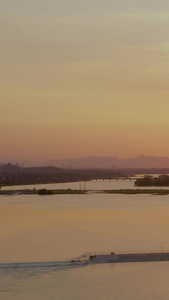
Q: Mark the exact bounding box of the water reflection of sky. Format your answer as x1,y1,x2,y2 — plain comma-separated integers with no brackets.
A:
1,193,169,263
2,178,169,191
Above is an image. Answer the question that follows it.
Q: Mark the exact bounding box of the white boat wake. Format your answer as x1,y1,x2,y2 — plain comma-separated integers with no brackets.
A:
0,256,90,271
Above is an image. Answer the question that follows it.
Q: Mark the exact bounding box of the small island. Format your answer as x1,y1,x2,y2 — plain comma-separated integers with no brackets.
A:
135,175,169,187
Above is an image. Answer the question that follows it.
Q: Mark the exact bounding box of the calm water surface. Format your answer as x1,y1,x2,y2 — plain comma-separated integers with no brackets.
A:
2,178,169,190
1,192,169,299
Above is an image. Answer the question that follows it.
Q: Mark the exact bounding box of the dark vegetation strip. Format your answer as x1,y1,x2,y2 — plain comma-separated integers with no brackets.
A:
105,189,169,195
135,175,169,186
0,189,86,195
1,189,169,195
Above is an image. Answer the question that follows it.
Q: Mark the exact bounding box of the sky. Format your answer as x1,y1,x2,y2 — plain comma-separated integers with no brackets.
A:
1,0,169,162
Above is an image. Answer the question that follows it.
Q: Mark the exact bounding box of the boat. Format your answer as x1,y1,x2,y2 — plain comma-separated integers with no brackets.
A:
88,251,169,264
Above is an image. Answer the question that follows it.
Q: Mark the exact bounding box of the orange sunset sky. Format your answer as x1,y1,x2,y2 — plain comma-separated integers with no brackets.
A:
1,0,169,162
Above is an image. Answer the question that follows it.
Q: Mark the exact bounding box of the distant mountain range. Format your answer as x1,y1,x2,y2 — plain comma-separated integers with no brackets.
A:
2,155,169,169
45,155,169,169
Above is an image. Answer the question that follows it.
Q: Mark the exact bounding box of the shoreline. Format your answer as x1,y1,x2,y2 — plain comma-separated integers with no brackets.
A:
1,188,169,195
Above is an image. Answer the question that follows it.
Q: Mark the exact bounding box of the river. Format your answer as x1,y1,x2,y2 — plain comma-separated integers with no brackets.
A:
1,182,169,299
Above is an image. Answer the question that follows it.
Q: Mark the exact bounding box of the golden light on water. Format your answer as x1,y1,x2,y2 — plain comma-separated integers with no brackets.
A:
1,195,169,263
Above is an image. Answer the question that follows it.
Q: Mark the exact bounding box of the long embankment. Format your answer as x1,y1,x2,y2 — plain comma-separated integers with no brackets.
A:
1,189,169,195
